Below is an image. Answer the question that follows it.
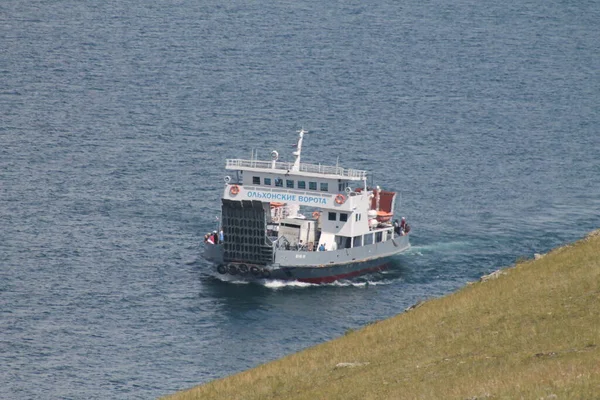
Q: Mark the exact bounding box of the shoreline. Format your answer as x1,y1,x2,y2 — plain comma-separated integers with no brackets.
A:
164,230,600,399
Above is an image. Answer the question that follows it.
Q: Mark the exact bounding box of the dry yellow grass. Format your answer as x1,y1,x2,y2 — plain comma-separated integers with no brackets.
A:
164,230,600,400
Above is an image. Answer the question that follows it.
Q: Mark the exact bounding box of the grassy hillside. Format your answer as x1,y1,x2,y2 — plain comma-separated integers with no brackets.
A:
164,231,600,400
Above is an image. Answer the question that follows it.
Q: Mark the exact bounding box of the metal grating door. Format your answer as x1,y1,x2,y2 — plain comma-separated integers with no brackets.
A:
221,199,273,265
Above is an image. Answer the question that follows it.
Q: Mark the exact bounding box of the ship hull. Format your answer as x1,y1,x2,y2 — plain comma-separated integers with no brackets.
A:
269,256,395,283
205,235,410,283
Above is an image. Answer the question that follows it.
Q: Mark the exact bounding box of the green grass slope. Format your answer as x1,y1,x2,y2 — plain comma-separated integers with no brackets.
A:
165,231,600,400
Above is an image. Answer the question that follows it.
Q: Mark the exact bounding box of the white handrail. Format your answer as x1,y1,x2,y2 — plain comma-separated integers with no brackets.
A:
226,159,367,179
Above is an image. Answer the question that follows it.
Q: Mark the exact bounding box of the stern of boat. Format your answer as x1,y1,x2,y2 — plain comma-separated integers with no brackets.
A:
203,243,224,264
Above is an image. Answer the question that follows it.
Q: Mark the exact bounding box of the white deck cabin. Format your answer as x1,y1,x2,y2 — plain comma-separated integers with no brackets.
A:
220,130,398,253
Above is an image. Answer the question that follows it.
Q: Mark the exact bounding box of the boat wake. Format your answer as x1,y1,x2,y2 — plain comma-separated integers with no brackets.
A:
208,272,401,289
408,240,473,254
262,280,315,289
260,278,398,290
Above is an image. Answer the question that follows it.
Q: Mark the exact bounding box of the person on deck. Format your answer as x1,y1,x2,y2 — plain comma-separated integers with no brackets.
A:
397,218,404,235
318,243,326,251
393,219,400,235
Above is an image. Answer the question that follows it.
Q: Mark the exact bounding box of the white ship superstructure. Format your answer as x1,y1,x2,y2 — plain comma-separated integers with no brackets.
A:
204,129,410,283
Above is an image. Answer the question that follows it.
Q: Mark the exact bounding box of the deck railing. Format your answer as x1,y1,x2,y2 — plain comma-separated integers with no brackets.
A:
226,159,367,179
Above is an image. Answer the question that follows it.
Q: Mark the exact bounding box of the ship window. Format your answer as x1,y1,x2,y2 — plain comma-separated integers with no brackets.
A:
320,182,328,191
253,176,260,185
364,233,373,245
275,178,283,187
328,212,336,221
353,236,362,248
286,179,294,188
375,231,383,242
297,181,306,189
264,178,272,185
309,181,317,190
355,213,361,222
339,213,348,222
335,236,352,249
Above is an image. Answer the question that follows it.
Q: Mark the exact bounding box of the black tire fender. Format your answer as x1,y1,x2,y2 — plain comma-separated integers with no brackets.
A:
238,264,249,275
217,265,227,275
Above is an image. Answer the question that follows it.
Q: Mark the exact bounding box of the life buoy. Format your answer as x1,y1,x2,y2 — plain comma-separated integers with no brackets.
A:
312,211,320,219
217,265,227,274
335,194,346,204
229,185,240,195
228,265,238,275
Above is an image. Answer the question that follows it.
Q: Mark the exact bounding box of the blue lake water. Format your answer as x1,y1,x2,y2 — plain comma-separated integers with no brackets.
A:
1,0,599,398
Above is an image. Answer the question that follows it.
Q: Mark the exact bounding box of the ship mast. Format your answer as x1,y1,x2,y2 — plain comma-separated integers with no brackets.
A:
286,129,306,219
291,128,306,171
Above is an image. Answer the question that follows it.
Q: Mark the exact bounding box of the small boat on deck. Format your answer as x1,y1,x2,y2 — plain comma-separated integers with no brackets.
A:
203,129,411,283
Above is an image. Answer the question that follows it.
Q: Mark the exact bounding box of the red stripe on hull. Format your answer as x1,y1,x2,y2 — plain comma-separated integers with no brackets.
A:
296,263,390,284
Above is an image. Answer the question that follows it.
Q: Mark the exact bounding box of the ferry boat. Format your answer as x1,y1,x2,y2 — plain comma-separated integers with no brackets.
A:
203,129,411,283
